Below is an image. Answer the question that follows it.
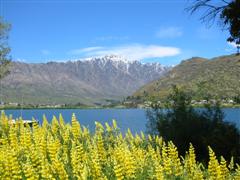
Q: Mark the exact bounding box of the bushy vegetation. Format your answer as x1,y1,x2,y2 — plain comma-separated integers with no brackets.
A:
0,112,240,179
146,86,240,164
0,16,11,79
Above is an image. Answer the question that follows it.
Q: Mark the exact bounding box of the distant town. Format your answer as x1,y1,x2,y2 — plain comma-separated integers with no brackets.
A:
1,98,240,109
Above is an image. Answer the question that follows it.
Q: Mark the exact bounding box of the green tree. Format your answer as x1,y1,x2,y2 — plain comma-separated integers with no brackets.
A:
187,0,240,53
146,86,240,163
234,93,240,104
0,16,11,79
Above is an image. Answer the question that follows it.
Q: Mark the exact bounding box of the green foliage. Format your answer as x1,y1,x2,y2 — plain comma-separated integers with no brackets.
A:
234,94,240,104
187,0,240,52
0,16,11,79
220,0,240,51
146,86,240,163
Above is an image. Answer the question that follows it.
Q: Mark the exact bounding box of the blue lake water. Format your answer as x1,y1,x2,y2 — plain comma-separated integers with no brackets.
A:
2,108,240,134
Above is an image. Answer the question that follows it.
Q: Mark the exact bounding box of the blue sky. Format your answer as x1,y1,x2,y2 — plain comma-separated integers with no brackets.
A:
1,0,237,65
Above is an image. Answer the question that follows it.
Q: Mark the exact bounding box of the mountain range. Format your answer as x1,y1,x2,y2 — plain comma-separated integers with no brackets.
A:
134,54,240,101
0,55,169,105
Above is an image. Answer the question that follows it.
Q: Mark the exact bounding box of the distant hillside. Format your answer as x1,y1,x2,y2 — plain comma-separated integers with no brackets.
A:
0,55,169,105
134,54,240,101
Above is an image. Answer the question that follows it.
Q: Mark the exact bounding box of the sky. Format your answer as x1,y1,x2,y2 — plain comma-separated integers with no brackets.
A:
0,0,238,65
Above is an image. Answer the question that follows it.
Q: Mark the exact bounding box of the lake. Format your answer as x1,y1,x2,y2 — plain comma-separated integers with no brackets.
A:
2,108,240,134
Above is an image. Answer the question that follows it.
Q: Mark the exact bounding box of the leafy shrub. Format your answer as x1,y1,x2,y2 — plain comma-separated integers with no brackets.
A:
146,86,240,163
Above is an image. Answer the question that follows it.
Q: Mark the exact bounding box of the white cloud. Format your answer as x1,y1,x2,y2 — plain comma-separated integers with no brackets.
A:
15,58,27,62
156,27,183,38
228,41,240,48
70,46,104,54
69,44,181,60
225,42,240,53
41,49,50,55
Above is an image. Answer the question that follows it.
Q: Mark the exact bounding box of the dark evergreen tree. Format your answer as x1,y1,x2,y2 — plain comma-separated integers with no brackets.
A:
187,0,240,53
146,86,240,163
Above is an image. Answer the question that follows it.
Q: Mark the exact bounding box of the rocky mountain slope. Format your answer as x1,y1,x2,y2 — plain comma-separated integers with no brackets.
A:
0,55,169,105
134,54,240,101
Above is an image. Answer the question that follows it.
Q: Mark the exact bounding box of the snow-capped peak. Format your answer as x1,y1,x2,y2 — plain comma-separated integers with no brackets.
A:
67,55,168,72
101,55,131,62
83,54,136,64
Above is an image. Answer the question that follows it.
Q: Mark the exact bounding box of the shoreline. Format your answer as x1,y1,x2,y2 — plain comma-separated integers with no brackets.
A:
1,104,240,110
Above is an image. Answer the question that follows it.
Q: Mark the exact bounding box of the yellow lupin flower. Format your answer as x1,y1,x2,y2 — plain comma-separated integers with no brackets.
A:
124,149,136,178
140,131,145,140
168,141,182,176
59,114,65,128
90,146,102,179
113,145,128,180
131,145,146,171
134,133,142,145
148,134,153,142
154,162,164,180
40,155,53,179
234,164,240,179
71,141,86,178
47,137,60,162
42,115,49,130
82,126,90,139
185,143,197,175
71,113,81,139
155,136,163,148
189,143,196,167
27,147,41,175
96,133,107,164
105,122,112,132
208,146,223,180
0,113,239,179
7,149,21,179
220,156,229,178
162,143,172,175
22,160,39,180
9,125,18,148
95,121,104,134
114,159,124,180
52,158,68,179
126,128,134,140
228,157,234,171
112,119,118,130
39,135,48,157
51,116,59,135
